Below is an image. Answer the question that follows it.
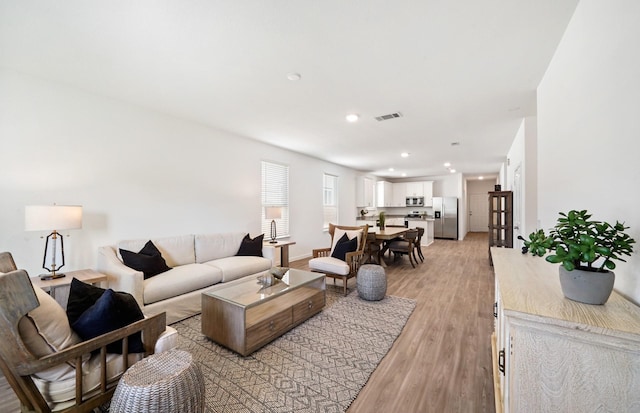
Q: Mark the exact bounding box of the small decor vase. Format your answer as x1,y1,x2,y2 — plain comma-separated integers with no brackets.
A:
558,266,615,305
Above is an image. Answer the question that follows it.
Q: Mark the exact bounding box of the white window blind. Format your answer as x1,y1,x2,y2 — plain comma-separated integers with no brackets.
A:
261,161,289,239
323,173,338,229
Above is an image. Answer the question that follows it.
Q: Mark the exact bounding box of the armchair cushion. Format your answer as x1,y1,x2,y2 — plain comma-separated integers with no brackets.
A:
18,285,82,359
331,233,358,261
308,256,350,276
71,288,145,354
330,229,363,255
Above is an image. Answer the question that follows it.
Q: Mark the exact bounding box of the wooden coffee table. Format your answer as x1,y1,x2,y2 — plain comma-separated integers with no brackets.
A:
201,269,326,356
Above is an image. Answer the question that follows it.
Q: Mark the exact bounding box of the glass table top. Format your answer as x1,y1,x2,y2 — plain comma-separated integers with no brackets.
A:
204,268,325,307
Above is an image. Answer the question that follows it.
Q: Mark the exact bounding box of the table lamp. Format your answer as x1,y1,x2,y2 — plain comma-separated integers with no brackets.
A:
265,207,283,243
25,204,83,280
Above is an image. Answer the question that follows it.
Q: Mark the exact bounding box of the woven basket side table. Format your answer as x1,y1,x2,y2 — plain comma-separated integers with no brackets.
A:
357,264,387,301
110,349,205,413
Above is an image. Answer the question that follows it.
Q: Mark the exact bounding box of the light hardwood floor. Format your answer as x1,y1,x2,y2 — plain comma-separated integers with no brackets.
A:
291,232,496,413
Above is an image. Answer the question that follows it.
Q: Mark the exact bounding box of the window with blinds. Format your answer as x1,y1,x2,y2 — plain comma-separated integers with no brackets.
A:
261,161,289,239
323,173,338,229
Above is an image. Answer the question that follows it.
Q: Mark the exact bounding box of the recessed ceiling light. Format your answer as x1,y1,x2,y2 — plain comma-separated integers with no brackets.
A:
388,167,395,172
287,73,301,81
401,173,407,177
400,152,410,158
479,176,484,180
346,114,359,123
450,169,456,173
444,162,451,167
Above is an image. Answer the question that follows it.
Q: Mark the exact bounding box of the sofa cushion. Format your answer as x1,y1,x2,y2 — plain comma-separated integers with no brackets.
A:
120,241,171,280
143,264,223,305
236,233,264,257
118,235,195,267
71,289,145,354
204,256,273,282
195,232,247,263
308,256,351,276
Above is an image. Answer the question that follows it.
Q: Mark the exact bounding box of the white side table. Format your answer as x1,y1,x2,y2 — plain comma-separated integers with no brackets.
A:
31,269,107,310
263,240,296,267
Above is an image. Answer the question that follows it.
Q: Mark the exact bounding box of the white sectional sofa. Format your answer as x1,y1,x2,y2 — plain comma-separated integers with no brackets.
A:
97,233,274,324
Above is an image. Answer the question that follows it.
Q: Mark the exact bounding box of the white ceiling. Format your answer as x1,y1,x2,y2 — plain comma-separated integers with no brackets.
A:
0,0,578,179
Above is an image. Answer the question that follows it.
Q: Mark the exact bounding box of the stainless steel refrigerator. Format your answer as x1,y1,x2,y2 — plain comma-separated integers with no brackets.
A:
433,197,458,239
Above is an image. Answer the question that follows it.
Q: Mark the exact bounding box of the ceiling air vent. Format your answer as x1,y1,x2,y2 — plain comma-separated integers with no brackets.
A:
375,112,403,122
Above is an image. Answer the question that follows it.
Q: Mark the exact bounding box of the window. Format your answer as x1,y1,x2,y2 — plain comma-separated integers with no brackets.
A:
261,161,289,239
323,173,338,229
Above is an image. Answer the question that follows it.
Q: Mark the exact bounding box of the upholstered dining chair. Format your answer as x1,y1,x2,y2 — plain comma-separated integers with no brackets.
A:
0,252,169,413
387,229,419,268
362,231,381,265
308,224,368,295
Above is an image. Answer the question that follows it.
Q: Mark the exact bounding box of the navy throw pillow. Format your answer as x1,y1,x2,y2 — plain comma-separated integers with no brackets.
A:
236,233,264,257
120,240,171,279
331,233,358,261
71,288,145,354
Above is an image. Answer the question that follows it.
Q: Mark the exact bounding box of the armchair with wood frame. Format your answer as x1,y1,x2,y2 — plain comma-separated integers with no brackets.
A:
308,224,368,295
0,252,171,413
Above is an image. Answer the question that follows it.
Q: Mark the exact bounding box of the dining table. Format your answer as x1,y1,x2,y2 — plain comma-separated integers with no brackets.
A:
367,226,409,267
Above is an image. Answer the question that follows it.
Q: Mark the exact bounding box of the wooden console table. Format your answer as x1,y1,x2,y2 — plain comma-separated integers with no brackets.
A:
491,247,640,413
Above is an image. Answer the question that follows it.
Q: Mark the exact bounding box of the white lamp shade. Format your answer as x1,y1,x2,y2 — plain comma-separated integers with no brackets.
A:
25,205,83,231
265,206,283,220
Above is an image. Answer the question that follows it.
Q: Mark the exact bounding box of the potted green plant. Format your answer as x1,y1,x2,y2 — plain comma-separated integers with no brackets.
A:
378,211,386,230
521,209,635,304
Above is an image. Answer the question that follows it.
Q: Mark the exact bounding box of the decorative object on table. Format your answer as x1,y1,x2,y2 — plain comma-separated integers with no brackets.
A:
25,204,83,280
357,264,387,301
265,206,283,243
520,209,635,305
269,266,289,279
257,272,279,287
110,349,205,413
378,211,386,230
360,209,369,218
494,184,501,191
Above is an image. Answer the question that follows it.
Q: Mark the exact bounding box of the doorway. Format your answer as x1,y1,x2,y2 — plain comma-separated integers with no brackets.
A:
469,193,489,232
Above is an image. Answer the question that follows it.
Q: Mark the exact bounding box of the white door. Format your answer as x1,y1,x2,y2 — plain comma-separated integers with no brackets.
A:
469,194,489,232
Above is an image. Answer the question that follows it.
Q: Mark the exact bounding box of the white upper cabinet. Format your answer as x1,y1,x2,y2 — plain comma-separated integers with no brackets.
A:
405,182,424,197
423,181,433,206
391,183,407,207
376,181,393,207
356,176,375,207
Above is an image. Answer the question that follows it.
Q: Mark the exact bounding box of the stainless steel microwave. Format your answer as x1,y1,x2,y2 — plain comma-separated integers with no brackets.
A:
406,197,424,207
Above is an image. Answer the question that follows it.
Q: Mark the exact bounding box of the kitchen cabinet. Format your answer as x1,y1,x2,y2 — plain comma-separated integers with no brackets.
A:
491,247,640,413
376,181,393,207
405,182,424,196
356,176,375,207
391,182,407,207
423,181,433,206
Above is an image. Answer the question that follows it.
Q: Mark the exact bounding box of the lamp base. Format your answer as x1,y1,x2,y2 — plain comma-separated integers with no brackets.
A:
269,240,278,244
40,273,66,281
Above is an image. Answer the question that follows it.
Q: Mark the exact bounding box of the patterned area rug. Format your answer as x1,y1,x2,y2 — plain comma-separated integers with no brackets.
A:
172,288,416,413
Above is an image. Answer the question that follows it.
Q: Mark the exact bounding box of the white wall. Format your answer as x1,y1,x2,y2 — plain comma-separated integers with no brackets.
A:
537,0,640,303
0,70,358,277
506,116,538,248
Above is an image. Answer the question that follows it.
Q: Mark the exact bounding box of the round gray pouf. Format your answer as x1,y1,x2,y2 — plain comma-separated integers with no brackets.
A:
357,264,387,301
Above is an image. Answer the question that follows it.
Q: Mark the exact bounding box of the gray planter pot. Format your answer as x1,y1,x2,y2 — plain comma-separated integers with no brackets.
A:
559,266,615,305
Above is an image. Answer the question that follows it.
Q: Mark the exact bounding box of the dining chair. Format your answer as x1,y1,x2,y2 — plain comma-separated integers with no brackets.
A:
414,227,425,262
387,229,419,268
